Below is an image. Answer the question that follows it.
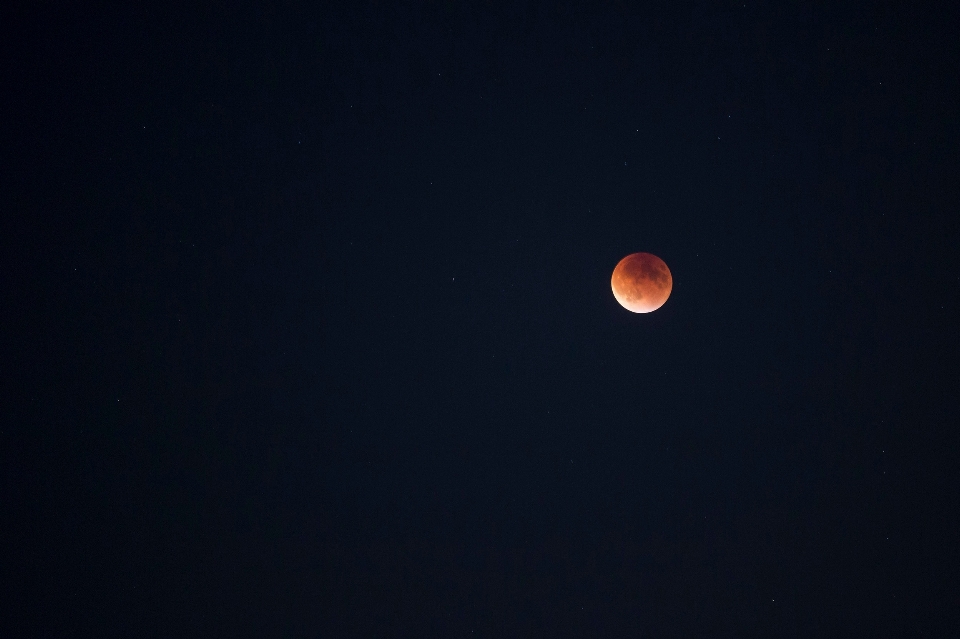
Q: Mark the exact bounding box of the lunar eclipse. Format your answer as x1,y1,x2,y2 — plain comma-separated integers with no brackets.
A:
611,252,672,313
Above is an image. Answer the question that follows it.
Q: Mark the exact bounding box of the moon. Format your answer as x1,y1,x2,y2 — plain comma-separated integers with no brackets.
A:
611,252,673,313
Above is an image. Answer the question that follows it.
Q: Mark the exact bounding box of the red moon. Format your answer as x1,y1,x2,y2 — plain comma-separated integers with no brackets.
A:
611,252,673,313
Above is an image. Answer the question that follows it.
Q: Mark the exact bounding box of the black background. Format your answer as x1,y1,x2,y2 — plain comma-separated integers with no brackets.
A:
4,1,960,636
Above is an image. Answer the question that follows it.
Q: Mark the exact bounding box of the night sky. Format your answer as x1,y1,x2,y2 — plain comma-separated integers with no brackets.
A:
5,1,960,636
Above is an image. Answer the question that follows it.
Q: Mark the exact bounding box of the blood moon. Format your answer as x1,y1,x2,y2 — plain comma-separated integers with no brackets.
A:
611,252,673,313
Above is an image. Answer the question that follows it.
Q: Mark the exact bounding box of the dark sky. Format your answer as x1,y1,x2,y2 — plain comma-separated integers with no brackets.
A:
5,1,960,636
